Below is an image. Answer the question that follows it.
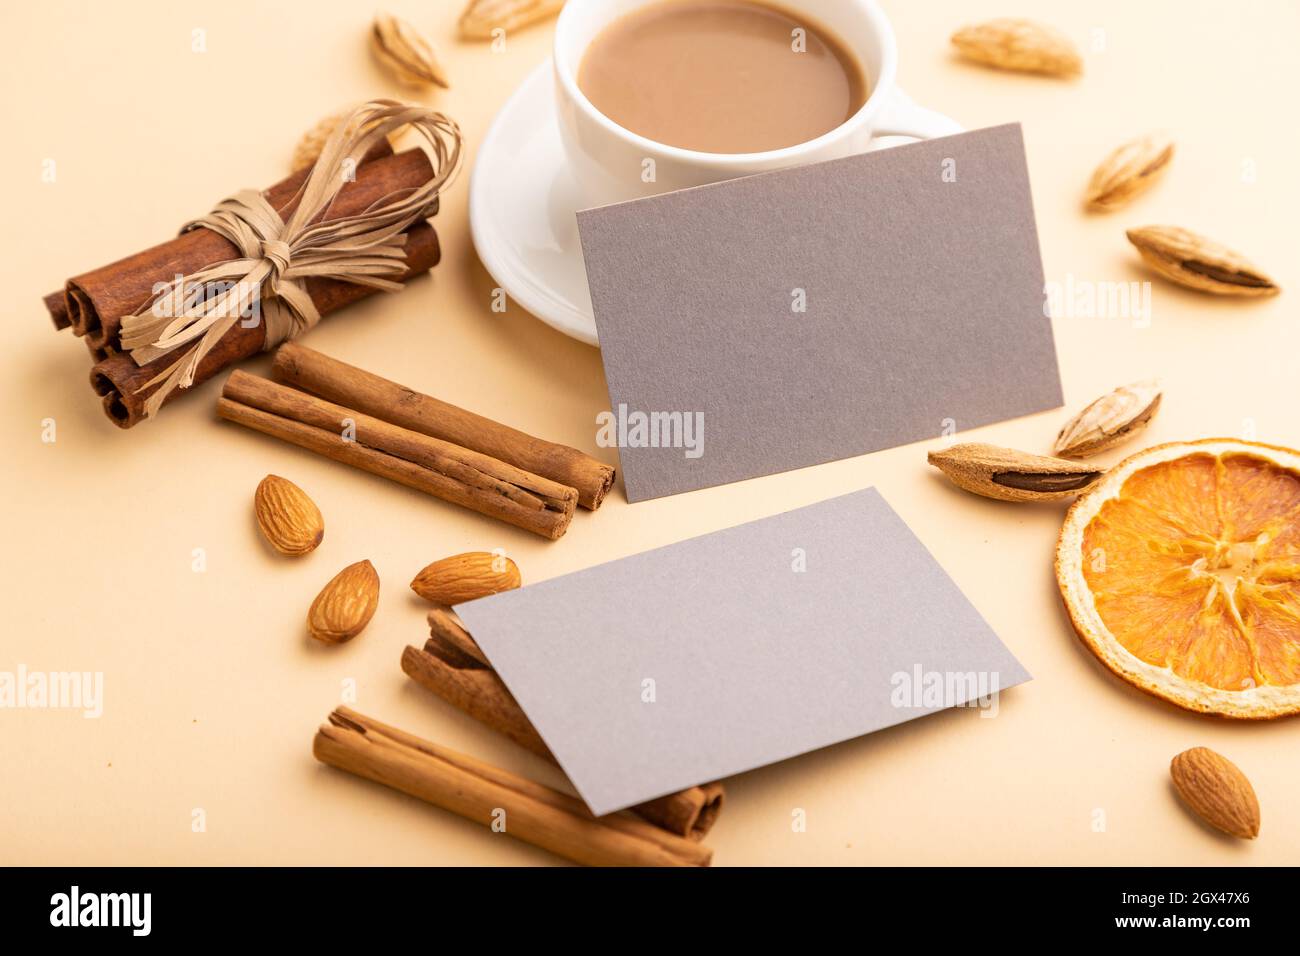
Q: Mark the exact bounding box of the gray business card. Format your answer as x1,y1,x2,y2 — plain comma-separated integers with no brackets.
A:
456,488,1031,816
577,123,1062,502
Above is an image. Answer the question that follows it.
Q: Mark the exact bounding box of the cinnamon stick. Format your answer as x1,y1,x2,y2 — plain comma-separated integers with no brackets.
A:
426,604,490,668
272,342,616,510
56,140,409,348
313,707,712,867
403,642,553,755
406,610,725,841
44,290,70,331
91,222,440,428
218,371,577,539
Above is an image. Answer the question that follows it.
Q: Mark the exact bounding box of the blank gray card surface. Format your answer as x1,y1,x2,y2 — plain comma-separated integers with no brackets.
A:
455,489,1030,816
578,123,1062,502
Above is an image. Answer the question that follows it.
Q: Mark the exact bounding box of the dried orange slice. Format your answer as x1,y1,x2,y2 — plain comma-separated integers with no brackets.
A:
1057,439,1300,718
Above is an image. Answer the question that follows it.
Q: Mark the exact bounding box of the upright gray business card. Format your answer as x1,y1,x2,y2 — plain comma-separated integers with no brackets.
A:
455,488,1030,816
577,123,1062,502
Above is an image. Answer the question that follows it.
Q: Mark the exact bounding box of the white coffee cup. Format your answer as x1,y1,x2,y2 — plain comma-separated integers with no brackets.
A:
554,0,963,209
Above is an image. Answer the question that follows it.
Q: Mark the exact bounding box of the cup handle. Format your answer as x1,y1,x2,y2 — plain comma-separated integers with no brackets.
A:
871,87,964,141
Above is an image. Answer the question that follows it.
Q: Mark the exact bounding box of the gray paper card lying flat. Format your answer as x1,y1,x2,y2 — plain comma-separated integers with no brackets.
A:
578,123,1062,502
455,488,1030,816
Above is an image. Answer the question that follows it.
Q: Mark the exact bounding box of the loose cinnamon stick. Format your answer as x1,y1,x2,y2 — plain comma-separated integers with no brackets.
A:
58,140,411,348
91,222,440,428
406,611,725,840
313,707,712,867
218,372,577,539
272,342,615,510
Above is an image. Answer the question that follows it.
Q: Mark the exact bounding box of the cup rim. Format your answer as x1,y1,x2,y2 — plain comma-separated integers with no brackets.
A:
554,0,898,168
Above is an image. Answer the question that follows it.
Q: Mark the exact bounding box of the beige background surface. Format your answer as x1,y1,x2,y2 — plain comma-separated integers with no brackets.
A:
2,0,1297,866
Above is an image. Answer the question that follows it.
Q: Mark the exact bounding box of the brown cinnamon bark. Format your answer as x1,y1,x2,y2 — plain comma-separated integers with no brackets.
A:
218,372,577,539
44,291,70,330
403,643,553,755
426,604,490,668
91,222,440,428
58,141,412,348
406,610,725,840
272,342,615,510
42,140,396,339
313,707,711,867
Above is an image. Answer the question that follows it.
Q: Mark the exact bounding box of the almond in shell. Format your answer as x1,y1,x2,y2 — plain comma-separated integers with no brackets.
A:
1085,135,1174,210
291,109,401,172
1053,380,1162,458
459,0,565,40
1127,226,1279,297
928,443,1103,502
951,19,1082,77
371,13,449,88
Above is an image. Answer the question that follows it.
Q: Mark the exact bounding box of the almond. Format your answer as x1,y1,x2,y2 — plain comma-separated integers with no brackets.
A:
255,475,324,556
1126,226,1279,297
1053,380,1162,458
411,552,521,605
1170,747,1260,839
951,19,1082,77
459,0,565,40
371,13,449,88
308,560,380,644
292,109,398,172
927,443,1103,502
1085,135,1174,211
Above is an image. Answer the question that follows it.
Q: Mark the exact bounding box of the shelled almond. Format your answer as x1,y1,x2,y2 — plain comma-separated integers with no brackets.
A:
309,560,380,644
411,552,521,605
1170,747,1260,839
254,475,324,556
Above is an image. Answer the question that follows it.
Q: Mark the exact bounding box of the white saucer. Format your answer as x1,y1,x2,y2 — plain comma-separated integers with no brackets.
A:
469,59,962,347
470,60,599,345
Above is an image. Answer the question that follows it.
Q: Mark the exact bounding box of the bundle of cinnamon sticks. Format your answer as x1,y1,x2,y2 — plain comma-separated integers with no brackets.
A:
218,343,615,538
43,118,449,428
